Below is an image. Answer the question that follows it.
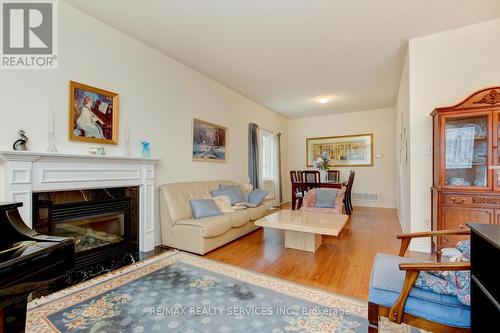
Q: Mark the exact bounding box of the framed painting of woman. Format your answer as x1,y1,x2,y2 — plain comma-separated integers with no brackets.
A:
69,81,119,144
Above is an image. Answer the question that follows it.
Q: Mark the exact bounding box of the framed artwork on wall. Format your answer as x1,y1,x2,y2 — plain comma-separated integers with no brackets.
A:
306,133,373,167
69,81,119,144
192,118,227,162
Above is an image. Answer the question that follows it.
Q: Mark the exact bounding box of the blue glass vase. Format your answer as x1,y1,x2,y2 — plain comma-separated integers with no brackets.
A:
141,141,151,158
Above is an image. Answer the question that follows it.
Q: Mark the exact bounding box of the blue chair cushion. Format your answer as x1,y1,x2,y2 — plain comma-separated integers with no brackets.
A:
368,253,470,328
315,188,339,208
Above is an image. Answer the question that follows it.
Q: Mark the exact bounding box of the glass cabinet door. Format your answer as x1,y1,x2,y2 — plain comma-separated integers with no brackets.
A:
444,114,490,188
495,112,500,191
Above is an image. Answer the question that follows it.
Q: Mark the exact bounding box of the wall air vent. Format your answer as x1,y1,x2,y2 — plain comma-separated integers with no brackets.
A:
352,192,378,202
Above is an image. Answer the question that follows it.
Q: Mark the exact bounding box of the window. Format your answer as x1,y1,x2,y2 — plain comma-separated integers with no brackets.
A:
261,130,274,181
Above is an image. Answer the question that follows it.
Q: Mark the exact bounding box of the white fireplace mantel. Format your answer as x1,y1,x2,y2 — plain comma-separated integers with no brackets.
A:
0,150,160,252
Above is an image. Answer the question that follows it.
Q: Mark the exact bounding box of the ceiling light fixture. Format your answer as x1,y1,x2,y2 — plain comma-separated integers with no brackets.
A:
317,97,331,104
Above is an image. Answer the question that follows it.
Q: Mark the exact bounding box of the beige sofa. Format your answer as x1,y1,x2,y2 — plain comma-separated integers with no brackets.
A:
159,180,266,254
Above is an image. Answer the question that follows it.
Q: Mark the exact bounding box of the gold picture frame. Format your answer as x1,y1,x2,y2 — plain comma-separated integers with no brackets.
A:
192,118,227,162
306,133,374,167
69,81,119,145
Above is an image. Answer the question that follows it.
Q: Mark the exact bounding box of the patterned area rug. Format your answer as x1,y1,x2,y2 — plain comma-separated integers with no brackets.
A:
27,251,418,333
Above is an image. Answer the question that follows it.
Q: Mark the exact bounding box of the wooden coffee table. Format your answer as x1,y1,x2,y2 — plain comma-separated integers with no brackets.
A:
255,210,349,253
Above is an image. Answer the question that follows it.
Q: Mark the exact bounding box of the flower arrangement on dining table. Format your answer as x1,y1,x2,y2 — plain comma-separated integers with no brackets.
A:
313,152,332,182
313,152,332,171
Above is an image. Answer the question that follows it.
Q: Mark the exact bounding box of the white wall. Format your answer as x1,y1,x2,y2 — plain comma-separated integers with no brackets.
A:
288,108,397,208
404,18,500,252
0,2,289,245
396,52,411,232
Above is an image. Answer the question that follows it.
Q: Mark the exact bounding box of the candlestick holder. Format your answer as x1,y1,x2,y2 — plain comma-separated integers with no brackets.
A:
124,139,131,157
47,131,57,152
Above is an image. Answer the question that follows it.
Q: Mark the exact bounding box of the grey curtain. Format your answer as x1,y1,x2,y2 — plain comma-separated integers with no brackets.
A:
248,123,259,189
277,133,283,205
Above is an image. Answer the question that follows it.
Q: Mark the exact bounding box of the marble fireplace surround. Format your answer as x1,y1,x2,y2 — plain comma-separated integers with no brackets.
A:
0,151,159,252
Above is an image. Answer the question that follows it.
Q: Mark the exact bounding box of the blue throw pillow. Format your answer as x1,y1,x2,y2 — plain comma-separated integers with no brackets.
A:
315,188,338,208
218,185,246,205
248,189,268,205
189,199,222,219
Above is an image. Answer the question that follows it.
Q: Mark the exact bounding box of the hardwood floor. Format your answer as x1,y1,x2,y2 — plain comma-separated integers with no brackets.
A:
205,205,432,300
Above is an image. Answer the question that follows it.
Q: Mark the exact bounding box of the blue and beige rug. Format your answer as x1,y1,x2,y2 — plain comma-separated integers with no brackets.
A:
27,251,418,333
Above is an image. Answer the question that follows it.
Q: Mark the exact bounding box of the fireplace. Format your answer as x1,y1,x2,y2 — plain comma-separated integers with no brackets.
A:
32,187,139,269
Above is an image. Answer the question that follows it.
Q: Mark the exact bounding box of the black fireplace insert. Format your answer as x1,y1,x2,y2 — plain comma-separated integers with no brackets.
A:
32,187,139,270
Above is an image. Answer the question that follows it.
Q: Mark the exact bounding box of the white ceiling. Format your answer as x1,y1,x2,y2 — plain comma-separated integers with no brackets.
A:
64,0,500,118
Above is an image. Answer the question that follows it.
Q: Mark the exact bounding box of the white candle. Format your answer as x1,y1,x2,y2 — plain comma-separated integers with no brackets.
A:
126,124,130,141
49,110,54,133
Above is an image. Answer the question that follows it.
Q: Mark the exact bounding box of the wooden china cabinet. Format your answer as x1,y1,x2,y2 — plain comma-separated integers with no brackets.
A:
431,87,500,257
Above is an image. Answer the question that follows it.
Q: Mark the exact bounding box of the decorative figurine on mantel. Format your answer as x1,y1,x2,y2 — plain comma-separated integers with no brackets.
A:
89,146,106,155
13,130,29,151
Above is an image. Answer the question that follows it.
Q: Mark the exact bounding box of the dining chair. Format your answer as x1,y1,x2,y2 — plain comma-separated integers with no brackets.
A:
300,187,345,214
344,170,355,215
327,170,340,182
302,170,320,185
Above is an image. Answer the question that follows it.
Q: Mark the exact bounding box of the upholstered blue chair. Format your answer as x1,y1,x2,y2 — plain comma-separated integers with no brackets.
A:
368,230,471,333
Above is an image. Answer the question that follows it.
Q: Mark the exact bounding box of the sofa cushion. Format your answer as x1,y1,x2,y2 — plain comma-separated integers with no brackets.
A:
225,210,251,228
175,214,233,238
159,180,236,223
369,253,470,328
248,189,268,205
189,199,222,219
247,205,266,221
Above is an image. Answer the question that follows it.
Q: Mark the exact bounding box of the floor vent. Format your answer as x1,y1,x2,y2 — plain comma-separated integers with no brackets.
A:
352,192,378,202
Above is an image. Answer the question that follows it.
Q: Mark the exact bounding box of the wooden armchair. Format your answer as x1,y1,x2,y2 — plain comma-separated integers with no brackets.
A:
368,229,471,333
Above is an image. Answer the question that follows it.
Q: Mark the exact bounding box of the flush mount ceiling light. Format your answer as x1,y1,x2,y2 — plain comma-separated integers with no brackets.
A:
317,97,331,104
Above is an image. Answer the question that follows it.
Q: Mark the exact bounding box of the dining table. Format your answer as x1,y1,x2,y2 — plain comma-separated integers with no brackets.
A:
291,180,348,210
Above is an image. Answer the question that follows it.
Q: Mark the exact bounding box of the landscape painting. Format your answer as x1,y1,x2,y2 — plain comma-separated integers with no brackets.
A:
306,133,373,167
192,119,227,162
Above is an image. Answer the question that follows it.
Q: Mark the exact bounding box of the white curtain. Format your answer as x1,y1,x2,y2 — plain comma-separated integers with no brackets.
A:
257,127,264,189
272,132,281,207
258,129,281,207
